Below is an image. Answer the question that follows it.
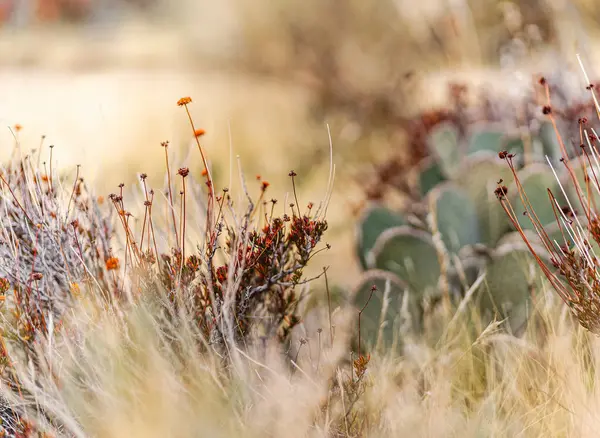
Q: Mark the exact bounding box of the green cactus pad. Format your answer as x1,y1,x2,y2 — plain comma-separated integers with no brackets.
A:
426,122,462,178
357,204,406,269
417,157,446,196
352,270,420,350
467,125,504,156
479,243,547,334
562,159,600,213
543,222,572,250
448,245,490,295
429,183,481,254
370,226,440,297
457,155,513,247
506,133,550,167
538,121,562,162
509,164,564,231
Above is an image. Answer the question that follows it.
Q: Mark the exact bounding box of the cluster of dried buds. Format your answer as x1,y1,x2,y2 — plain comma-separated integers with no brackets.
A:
112,98,333,347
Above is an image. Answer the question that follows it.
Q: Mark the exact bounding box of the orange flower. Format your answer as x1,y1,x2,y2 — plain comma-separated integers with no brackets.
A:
70,282,81,297
177,97,192,106
194,128,206,138
0,278,9,294
201,168,208,177
261,181,270,191
105,257,120,271
14,124,22,132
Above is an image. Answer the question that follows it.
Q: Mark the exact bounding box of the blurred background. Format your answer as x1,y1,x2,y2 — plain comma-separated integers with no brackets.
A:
2,0,600,285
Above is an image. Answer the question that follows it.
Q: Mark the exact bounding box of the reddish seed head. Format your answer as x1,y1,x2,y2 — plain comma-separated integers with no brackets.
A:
118,183,125,188
161,141,169,148
144,200,152,207
289,170,297,177
494,186,508,199
105,257,119,271
194,128,206,138
0,278,10,294
370,285,378,292
579,117,588,124
542,106,552,115
498,151,508,159
177,97,192,106
539,77,547,85
261,181,270,191
178,168,190,178
31,273,43,281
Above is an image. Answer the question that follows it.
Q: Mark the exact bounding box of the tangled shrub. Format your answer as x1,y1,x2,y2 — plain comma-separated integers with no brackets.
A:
0,98,332,436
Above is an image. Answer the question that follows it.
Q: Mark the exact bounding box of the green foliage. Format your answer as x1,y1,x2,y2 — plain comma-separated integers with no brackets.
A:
426,122,462,178
353,123,567,347
509,164,564,231
564,159,600,209
370,226,440,297
352,270,421,351
417,158,446,196
539,121,562,162
478,242,545,334
430,183,481,253
467,125,504,156
357,204,406,269
457,155,513,246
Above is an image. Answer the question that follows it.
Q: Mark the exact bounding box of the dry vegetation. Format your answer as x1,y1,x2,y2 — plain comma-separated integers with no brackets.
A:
4,1,600,437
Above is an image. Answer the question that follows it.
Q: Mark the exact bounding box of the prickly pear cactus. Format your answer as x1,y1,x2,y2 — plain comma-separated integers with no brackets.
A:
429,183,480,253
352,270,421,351
417,158,446,196
356,204,406,269
467,125,505,156
353,121,563,343
369,226,440,297
426,122,462,178
478,241,547,334
457,155,513,247
509,164,565,230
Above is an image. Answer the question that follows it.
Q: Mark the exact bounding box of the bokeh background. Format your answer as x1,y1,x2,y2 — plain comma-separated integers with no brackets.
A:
2,0,600,286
